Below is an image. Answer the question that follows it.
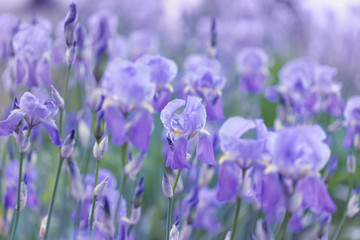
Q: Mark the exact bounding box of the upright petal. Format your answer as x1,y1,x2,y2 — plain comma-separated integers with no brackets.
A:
39,118,63,146
0,110,26,136
196,132,216,165
129,110,153,151
160,99,185,130
105,106,127,146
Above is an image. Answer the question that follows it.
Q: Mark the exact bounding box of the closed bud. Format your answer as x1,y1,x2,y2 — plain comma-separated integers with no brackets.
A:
170,216,180,240
94,111,105,142
324,155,338,183
66,41,77,66
316,213,331,239
255,220,274,240
185,188,198,224
39,215,48,240
14,128,31,154
94,176,109,196
347,185,360,218
64,2,77,48
97,197,115,236
61,130,75,159
224,229,232,240
93,135,108,160
347,152,356,174
17,181,28,212
67,159,84,201
162,173,173,199
124,152,145,181
133,177,144,208
51,85,64,109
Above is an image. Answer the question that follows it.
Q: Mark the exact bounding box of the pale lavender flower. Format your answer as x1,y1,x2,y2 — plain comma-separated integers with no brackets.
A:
160,96,216,169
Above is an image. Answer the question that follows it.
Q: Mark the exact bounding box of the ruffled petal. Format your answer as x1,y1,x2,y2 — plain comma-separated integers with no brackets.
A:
196,132,216,165
0,109,26,136
39,118,63,146
160,99,185,130
105,106,127,146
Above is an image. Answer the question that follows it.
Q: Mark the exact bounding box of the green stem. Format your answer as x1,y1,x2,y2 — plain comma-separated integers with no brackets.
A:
89,160,101,231
332,173,354,240
166,198,172,240
165,169,182,240
10,152,24,240
63,65,71,105
43,158,64,240
276,211,292,240
114,144,128,234
230,198,242,240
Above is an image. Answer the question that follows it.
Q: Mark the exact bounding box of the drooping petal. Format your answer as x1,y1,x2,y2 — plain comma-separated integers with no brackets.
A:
166,136,190,169
216,161,241,202
129,109,153,151
39,118,63,146
0,109,26,136
105,106,127,146
196,132,216,165
296,175,336,215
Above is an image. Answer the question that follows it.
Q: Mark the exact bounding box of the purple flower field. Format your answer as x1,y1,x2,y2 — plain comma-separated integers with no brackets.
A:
0,0,360,239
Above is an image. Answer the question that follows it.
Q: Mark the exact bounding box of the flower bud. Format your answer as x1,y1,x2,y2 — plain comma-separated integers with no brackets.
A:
133,177,144,208
66,41,77,66
14,127,31,154
347,152,356,174
94,111,105,142
17,181,28,212
324,155,338,183
170,216,180,240
67,159,84,201
61,130,75,159
224,229,232,240
185,188,198,224
94,176,109,197
124,152,145,181
51,85,64,109
162,172,173,199
255,220,274,240
347,185,360,218
64,2,77,48
316,213,331,239
39,215,48,240
93,135,108,160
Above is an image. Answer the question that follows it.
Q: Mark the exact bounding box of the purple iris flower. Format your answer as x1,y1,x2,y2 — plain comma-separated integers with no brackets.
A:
269,125,330,179
102,59,155,151
182,54,226,121
136,54,178,112
0,92,62,146
3,160,39,209
236,47,269,94
266,57,344,118
160,96,216,169
344,95,360,147
10,19,52,88
219,117,268,169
